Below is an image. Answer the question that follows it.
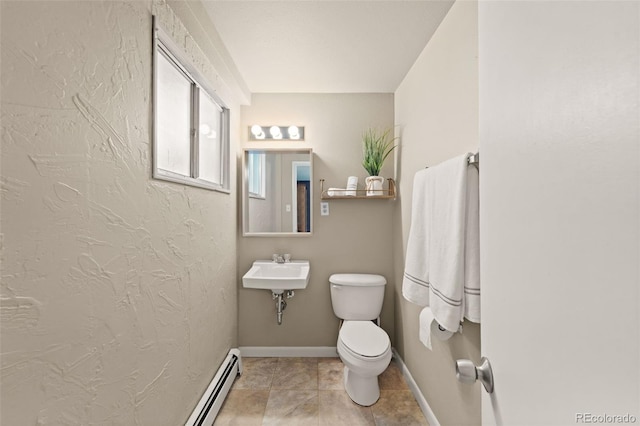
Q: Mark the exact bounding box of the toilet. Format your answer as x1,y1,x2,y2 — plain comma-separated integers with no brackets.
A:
329,273,392,406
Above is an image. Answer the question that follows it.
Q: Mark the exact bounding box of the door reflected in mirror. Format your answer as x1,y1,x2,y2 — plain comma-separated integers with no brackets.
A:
243,148,313,236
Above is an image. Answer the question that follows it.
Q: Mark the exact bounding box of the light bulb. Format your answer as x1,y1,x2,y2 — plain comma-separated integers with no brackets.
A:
251,125,263,137
270,126,282,139
288,126,299,139
199,124,211,134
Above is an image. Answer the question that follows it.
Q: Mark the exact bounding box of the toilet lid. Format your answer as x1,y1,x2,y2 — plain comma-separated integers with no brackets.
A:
329,274,386,287
339,321,390,357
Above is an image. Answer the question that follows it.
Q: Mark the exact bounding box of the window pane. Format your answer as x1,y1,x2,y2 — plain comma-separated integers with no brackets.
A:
156,51,191,176
198,91,222,184
248,152,265,198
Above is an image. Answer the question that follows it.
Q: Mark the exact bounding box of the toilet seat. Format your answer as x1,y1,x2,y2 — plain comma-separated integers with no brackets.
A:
339,321,390,360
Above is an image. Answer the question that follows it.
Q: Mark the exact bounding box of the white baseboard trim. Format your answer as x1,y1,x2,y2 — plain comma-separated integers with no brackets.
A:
239,346,339,358
392,349,440,426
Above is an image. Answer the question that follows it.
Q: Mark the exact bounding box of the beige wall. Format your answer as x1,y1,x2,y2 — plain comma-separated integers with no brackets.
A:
238,93,395,347
393,1,481,425
0,1,240,424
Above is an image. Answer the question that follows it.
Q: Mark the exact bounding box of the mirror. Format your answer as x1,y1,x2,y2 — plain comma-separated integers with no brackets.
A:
242,148,313,236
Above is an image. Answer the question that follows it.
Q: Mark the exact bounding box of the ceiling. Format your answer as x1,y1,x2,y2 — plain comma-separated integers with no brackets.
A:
202,1,454,94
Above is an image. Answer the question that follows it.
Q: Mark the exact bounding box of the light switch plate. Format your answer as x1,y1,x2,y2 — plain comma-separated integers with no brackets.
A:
320,202,329,216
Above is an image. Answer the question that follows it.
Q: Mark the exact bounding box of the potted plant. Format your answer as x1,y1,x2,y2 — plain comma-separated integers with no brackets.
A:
362,127,397,196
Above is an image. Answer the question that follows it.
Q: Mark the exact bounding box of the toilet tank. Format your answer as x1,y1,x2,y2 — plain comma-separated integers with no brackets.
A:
329,274,386,320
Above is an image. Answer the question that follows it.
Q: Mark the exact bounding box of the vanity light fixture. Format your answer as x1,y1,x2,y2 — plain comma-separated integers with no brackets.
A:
249,125,305,141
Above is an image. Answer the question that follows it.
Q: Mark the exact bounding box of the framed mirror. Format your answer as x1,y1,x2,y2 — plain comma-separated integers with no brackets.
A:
242,148,313,236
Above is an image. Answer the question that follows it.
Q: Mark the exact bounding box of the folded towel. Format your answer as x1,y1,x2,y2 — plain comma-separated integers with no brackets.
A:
402,153,479,332
464,165,480,323
327,188,344,197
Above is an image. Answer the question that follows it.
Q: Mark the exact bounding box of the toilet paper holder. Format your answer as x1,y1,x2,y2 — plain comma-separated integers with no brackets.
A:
437,323,463,333
455,357,494,393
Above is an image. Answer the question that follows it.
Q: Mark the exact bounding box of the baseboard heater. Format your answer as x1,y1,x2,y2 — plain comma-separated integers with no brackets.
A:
185,348,242,426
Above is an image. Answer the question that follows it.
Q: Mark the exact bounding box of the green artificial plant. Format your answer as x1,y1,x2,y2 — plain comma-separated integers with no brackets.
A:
361,128,397,176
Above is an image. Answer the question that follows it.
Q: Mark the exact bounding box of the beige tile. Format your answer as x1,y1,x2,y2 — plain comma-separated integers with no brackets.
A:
378,360,409,391
214,358,421,426
318,358,344,390
319,390,375,426
214,389,269,426
277,357,318,366
232,357,278,390
263,389,319,426
371,390,428,426
271,357,318,390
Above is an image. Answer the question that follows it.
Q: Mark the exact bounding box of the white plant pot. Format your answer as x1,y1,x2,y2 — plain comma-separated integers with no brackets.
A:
365,176,385,196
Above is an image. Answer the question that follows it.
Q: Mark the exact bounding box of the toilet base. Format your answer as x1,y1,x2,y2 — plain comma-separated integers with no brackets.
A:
343,366,380,406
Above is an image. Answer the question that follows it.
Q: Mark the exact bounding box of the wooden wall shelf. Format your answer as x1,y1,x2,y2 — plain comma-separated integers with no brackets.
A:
319,178,396,200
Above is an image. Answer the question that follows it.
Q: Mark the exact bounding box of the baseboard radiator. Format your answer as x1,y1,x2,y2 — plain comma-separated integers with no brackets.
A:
185,348,242,426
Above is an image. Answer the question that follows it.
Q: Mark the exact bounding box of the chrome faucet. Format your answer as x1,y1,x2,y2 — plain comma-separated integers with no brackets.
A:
272,253,291,264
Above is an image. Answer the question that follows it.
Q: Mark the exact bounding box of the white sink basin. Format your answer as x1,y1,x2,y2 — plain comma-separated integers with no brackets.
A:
242,260,310,294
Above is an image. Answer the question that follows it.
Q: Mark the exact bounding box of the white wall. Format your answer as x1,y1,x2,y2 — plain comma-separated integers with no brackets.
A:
394,2,481,425
0,1,240,424
479,1,639,424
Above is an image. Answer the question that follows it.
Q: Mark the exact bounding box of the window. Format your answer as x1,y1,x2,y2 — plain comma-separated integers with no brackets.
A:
153,22,230,192
248,151,266,199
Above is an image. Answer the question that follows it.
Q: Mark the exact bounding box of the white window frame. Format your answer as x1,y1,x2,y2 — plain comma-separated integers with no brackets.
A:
152,19,230,193
248,151,266,199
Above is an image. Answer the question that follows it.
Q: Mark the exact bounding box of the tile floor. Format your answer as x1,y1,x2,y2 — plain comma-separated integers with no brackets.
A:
214,357,429,426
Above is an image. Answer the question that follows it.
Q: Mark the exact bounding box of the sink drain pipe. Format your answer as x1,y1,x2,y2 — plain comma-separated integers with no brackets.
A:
272,290,295,325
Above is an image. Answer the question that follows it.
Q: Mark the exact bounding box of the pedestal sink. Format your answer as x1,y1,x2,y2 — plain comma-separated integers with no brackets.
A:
242,260,310,294
242,260,310,325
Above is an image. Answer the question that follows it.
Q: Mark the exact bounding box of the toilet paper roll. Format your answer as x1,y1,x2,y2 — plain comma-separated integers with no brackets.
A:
345,176,358,196
431,316,454,341
419,307,454,350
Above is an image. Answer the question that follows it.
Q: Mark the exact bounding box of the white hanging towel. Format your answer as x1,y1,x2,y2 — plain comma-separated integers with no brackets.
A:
464,165,481,323
401,166,433,307
402,152,480,332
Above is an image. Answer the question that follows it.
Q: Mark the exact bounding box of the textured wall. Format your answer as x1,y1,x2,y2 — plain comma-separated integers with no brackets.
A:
238,93,395,347
394,1,481,425
1,1,239,424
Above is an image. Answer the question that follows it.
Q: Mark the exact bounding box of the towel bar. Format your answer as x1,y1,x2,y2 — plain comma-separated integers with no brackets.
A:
468,152,479,168
426,152,479,169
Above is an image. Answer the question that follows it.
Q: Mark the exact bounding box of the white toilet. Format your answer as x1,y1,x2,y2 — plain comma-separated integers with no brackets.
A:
329,273,392,406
